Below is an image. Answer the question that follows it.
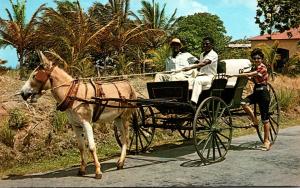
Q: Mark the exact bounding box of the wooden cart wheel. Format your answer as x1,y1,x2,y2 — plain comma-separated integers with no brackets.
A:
255,83,280,144
114,106,155,154
193,96,233,164
178,120,193,140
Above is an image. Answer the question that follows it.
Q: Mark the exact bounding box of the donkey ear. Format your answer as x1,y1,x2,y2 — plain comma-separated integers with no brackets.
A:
37,50,52,68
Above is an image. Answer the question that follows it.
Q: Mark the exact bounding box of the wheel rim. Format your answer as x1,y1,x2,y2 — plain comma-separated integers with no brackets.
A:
193,97,232,163
255,83,280,144
114,106,156,154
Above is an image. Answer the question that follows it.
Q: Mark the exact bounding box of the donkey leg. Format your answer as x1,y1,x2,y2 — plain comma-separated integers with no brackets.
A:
73,125,87,176
82,121,102,179
114,118,129,169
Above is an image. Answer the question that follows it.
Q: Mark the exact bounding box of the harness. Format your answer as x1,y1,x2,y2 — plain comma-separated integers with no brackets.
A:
35,65,133,121
90,79,107,122
90,79,132,122
56,80,80,111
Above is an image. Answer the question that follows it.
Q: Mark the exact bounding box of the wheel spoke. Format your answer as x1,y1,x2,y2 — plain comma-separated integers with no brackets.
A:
212,134,216,160
217,131,230,140
205,134,213,159
139,128,150,144
199,112,212,129
216,133,227,150
215,134,223,157
196,131,210,146
137,129,145,150
205,102,213,124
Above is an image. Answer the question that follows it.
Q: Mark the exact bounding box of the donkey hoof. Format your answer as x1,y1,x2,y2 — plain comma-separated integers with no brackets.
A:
117,162,124,170
77,170,86,176
95,173,102,179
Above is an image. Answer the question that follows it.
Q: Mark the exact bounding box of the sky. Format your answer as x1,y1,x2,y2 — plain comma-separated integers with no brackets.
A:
0,0,260,68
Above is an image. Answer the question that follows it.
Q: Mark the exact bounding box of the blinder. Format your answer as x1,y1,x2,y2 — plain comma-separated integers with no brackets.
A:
35,69,49,83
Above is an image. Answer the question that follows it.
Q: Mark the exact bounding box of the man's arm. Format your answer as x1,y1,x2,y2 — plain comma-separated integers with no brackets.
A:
182,59,212,71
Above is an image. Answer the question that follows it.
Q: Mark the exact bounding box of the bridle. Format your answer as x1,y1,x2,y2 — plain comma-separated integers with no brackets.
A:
33,64,56,94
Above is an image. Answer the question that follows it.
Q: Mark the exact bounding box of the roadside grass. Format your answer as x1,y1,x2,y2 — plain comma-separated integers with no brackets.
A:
1,135,120,178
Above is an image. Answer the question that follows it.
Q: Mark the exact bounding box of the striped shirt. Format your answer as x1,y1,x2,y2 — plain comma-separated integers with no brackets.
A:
253,63,268,84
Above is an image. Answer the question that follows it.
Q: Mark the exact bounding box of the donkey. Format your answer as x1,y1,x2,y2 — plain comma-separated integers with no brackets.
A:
20,51,136,179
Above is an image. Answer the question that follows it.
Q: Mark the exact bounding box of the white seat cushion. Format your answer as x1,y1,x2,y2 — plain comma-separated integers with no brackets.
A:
220,59,252,88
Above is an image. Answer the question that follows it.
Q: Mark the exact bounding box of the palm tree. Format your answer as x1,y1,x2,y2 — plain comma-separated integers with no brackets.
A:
132,0,177,47
0,0,44,78
137,0,177,30
37,0,117,77
88,0,166,74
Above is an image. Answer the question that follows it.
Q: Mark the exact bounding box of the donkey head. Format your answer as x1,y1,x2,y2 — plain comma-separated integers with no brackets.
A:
20,51,54,101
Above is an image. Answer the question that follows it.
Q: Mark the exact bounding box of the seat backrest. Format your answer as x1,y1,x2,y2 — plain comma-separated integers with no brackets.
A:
217,60,226,74
197,77,228,104
210,78,228,97
147,81,189,102
223,77,248,108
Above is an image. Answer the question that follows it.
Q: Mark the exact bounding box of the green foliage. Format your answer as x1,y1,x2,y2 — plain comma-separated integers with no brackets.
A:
147,44,171,72
0,121,16,147
8,108,29,129
282,52,300,76
51,110,68,133
173,13,230,57
0,0,44,75
220,48,250,60
255,0,300,34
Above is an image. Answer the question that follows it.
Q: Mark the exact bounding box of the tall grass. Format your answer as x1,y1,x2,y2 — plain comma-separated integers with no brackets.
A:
276,88,299,111
8,108,29,129
51,111,69,133
0,120,16,147
271,75,300,112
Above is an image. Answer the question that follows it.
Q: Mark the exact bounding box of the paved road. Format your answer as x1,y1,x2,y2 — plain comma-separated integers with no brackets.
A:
1,126,300,187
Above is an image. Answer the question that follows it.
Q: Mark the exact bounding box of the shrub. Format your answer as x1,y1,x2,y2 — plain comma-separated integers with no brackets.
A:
8,108,29,129
0,120,16,147
51,110,69,133
277,88,299,111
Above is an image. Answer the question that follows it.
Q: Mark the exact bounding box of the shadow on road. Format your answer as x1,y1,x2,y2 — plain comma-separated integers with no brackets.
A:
230,141,262,151
179,141,262,168
3,161,119,180
3,140,263,180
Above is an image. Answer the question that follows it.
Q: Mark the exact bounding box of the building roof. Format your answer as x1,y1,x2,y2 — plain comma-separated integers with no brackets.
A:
249,27,300,41
228,43,251,48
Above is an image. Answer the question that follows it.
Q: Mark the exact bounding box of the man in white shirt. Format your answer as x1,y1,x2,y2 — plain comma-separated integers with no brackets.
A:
182,37,218,105
154,38,198,87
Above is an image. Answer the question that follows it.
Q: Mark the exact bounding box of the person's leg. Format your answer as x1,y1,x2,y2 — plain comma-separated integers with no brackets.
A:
242,104,259,126
241,94,259,127
262,121,271,150
154,73,171,82
190,75,213,104
258,89,271,150
169,72,187,81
